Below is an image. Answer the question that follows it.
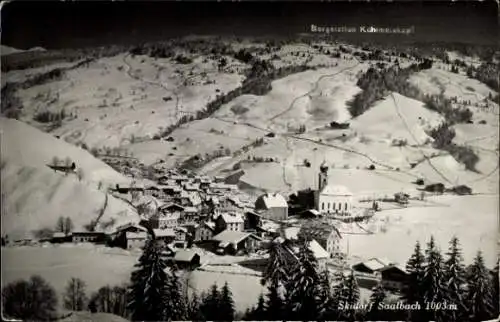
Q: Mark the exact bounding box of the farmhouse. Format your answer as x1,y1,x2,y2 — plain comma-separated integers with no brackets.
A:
71,232,105,244
212,230,262,255
351,258,408,292
300,221,342,258
215,213,244,233
112,223,148,249
150,212,180,229
125,231,148,249
314,162,353,217
152,228,176,243
198,221,216,241
255,192,288,221
169,250,202,270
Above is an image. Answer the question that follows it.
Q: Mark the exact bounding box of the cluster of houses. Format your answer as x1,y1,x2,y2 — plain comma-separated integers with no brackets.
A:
35,165,407,291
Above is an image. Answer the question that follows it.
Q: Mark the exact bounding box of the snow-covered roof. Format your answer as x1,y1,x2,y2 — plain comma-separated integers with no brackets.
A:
52,232,66,238
212,230,261,244
204,221,216,230
320,184,353,196
282,226,300,240
126,232,148,239
256,193,288,209
184,207,198,213
219,213,244,224
153,228,175,238
173,250,200,262
353,257,392,271
307,239,330,259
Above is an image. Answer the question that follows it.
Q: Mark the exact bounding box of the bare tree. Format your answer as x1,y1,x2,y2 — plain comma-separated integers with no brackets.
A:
2,275,58,321
52,156,60,166
63,277,88,311
64,217,74,235
56,216,65,233
76,168,84,181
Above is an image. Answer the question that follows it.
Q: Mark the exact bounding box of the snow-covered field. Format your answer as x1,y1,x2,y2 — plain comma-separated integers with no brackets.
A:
1,118,138,239
1,245,265,313
343,194,498,268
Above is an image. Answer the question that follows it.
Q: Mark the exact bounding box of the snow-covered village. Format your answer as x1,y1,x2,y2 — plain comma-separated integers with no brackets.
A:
1,2,499,322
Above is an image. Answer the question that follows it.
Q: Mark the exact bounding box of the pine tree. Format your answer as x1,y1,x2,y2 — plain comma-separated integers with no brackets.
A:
127,238,170,321
166,267,187,320
286,239,320,320
338,271,360,322
261,240,290,287
367,283,386,321
316,269,333,319
404,241,426,321
219,282,235,321
443,236,467,321
187,291,204,321
249,293,267,320
63,277,88,311
491,261,499,318
200,284,220,321
422,236,447,322
466,251,496,321
265,281,284,320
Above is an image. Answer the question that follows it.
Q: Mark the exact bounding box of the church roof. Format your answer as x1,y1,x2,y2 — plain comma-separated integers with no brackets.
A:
320,184,352,196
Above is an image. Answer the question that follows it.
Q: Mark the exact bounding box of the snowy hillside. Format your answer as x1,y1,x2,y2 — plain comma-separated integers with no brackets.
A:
0,118,138,240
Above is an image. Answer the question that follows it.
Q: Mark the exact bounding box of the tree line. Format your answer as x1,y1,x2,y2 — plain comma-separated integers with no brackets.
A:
3,234,497,321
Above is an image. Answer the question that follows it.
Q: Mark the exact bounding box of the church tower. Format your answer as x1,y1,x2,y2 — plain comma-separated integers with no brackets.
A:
318,161,329,192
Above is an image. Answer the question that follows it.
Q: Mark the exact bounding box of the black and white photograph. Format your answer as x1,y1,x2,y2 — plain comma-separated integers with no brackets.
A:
1,1,499,321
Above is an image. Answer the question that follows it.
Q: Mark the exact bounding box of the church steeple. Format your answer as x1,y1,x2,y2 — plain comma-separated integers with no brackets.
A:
318,161,329,192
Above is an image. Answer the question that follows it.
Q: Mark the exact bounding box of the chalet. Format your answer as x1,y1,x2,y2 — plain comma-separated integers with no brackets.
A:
255,192,288,221
299,222,342,258
150,212,180,229
300,209,321,218
182,207,199,223
351,258,408,291
71,232,106,244
173,227,188,248
144,186,161,196
215,213,244,233
125,232,148,249
212,230,262,255
394,192,410,205
152,228,176,243
378,265,408,292
450,185,472,195
112,223,148,249
51,232,70,243
277,237,331,269
198,221,216,241
171,175,190,185
244,211,263,231
210,183,238,194
177,191,202,207
169,250,202,270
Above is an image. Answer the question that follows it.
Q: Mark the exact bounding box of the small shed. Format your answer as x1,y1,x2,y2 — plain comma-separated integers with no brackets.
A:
170,250,201,270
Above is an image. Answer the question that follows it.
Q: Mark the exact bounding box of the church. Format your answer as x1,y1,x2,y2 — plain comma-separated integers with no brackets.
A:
314,162,353,217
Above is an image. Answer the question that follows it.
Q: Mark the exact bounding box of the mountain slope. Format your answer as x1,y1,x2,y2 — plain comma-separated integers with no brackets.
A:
0,118,138,240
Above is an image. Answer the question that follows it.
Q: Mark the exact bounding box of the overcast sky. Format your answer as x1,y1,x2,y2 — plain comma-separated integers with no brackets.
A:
1,1,497,49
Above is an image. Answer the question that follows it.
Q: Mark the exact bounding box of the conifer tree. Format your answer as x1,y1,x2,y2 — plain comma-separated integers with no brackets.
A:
404,240,426,321
219,282,235,321
422,236,447,322
316,269,333,319
166,266,187,320
443,236,467,321
187,291,204,321
261,240,290,287
286,239,320,320
367,282,386,321
200,284,220,321
127,238,170,321
338,271,360,322
251,293,267,320
466,251,495,321
491,261,499,318
265,281,284,321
